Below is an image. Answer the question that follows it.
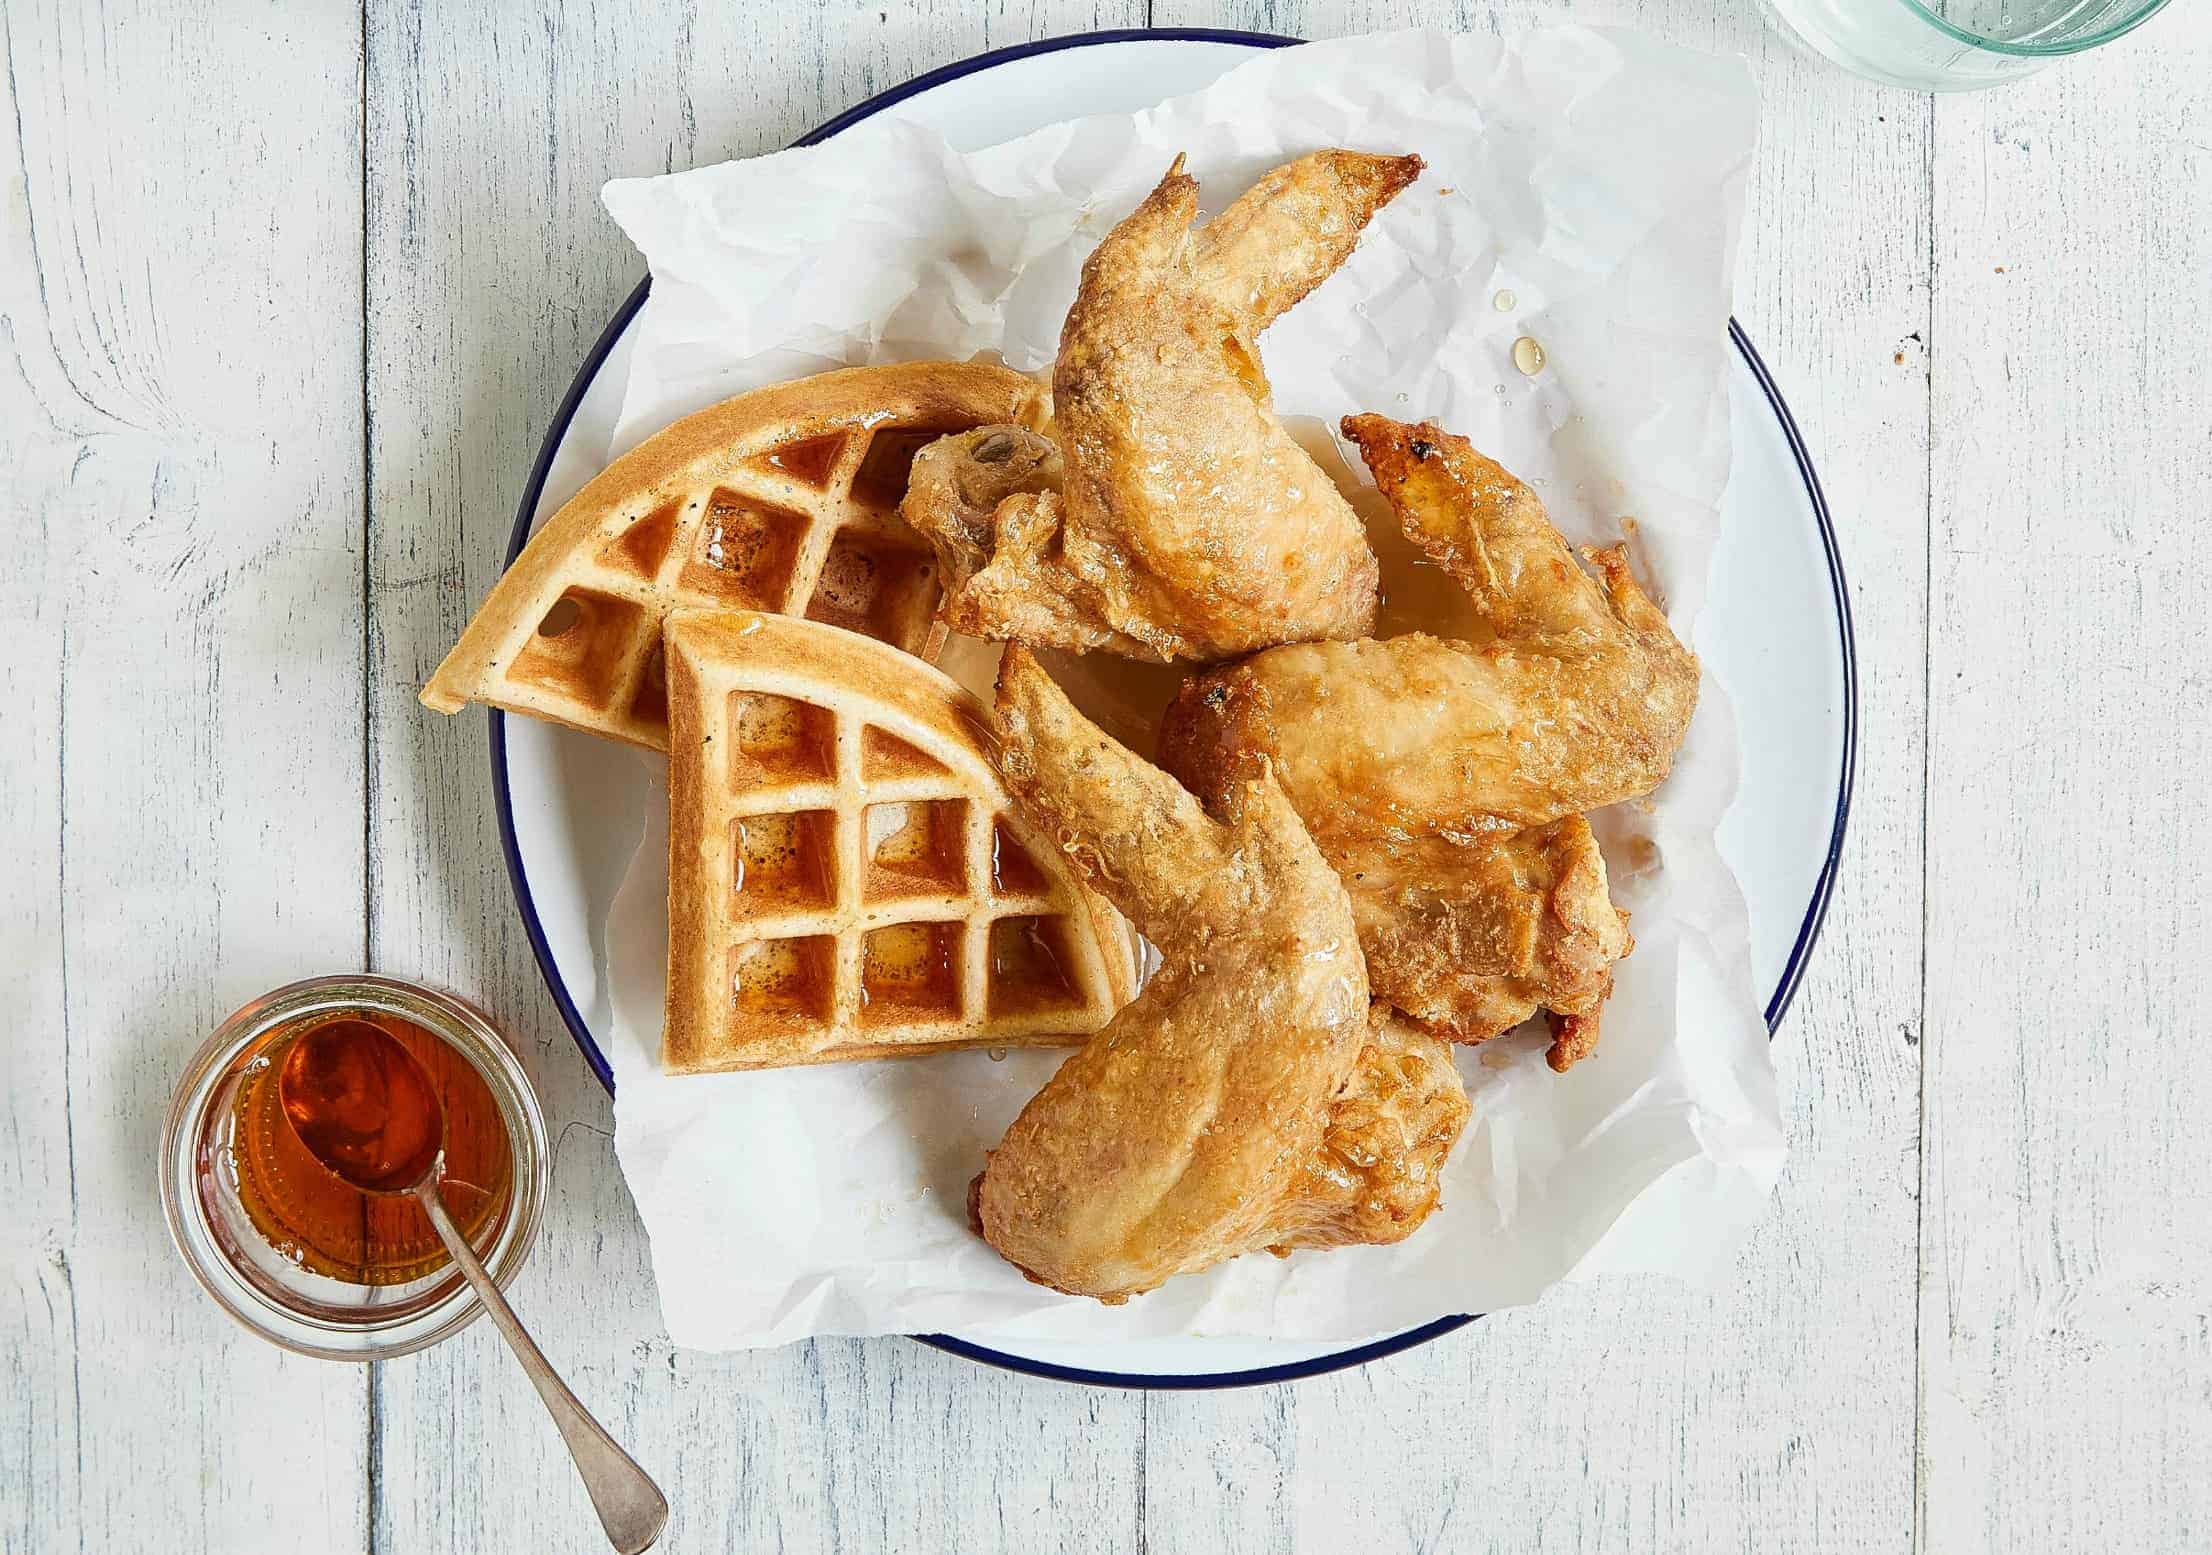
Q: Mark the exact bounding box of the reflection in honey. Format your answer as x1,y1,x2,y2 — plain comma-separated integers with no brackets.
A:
752,431,849,489
989,820,1048,898
511,587,646,706
860,922,962,1021
988,917,1082,1017
731,936,833,1020
680,490,810,607
225,1011,511,1286
727,690,836,785
864,800,965,896
733,811,833,910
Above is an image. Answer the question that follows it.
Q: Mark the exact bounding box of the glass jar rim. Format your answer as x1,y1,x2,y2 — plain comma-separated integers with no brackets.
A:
1892,0,2171,57
160,973,551,1361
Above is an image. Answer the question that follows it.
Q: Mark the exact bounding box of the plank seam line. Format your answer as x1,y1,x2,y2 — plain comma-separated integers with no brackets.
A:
60,618,87,1555
1134,1396,1148,1554
360,1,381,1550
358,0,375,1022
1911,84,1937,1555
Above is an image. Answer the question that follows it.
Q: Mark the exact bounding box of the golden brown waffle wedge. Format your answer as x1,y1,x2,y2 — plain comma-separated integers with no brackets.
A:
421,362,1044,748
662,609,1137,1073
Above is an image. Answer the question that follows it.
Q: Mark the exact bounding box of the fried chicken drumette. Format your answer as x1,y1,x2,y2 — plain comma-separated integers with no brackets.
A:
905,151,1422,663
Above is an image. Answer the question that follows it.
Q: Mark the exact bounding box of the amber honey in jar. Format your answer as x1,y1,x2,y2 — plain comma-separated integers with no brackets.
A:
162,975,548,1361
228,1009,513,1285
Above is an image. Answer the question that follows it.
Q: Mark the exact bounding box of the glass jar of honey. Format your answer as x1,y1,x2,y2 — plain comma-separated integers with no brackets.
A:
161,975,550,1360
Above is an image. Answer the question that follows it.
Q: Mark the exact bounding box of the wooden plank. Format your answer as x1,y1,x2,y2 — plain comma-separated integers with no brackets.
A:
1141,2,1928,1550
0,1,369,1551
361,4,1147,1550
1919,22,2212,1552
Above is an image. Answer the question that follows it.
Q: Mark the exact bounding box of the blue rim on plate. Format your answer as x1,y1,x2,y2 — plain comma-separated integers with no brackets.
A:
487,27,1857,1391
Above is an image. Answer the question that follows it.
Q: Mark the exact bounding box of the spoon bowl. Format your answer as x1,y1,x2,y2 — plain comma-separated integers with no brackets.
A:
278,1019,446,1194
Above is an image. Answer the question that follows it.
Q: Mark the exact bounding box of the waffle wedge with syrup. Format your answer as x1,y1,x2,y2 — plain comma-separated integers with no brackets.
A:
662,609,1136,1073
422,361,1043,748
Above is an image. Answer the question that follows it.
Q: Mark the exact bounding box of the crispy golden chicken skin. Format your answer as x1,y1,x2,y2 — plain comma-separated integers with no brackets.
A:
1164,415,1700,832
973,648,1429,1303
905,151,1421,663
969,1004,1468,1285
1323,817,1631,1072
1287,1010,1471,1252
1159,414,1698,1069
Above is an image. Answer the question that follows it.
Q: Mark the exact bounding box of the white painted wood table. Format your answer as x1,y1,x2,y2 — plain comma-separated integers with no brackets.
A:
6,1,2208,1550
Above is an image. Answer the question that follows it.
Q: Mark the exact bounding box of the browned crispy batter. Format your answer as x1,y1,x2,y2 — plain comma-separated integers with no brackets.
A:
1160,414,1698,1068
1165,415,1700,832
1275,1009,1471,1254
971,648,1398,1302
1544,1009,1603,1075
1322,816,1631,1065
969,1004,1470,1272
900,426,1085,651
904,152,1421,663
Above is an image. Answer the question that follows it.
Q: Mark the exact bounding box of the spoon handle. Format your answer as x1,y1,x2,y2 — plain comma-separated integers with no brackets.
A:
416,1183,670,1554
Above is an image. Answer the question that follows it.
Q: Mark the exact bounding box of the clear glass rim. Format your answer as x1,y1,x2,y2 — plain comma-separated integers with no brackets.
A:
1893,0,2172,56
160,973,552,1362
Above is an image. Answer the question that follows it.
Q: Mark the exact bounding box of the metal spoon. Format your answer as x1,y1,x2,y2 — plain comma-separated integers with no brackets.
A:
279,1019,669,1554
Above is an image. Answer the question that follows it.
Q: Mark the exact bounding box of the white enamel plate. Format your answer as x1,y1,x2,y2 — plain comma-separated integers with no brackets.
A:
490,30,1855,1389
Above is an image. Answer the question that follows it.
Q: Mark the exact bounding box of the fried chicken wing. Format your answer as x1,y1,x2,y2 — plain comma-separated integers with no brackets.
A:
1159,414,1698,1069
1283,1010,1471,1252
1327,817,1631,1072
972,648,1465,1302
905,152,1421,663
1165,415,1699,832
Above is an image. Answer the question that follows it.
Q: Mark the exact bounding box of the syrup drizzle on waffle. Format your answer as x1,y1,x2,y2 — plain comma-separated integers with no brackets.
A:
663,611,1132,1072
421,363,1041,749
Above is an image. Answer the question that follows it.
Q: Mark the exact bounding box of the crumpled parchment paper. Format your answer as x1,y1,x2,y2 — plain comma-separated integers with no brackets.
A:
585,26,1779,1348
